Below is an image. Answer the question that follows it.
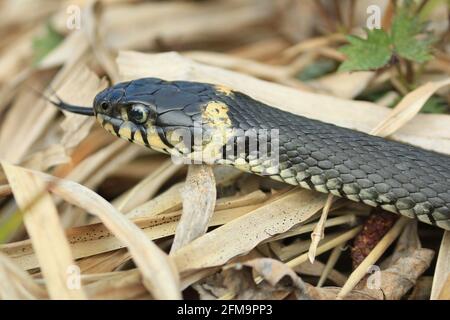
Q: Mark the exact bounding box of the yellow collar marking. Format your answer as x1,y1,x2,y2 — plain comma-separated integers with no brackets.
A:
214,84,233,96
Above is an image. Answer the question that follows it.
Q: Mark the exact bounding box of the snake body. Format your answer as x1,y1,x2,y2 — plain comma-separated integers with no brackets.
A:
54,77,450,230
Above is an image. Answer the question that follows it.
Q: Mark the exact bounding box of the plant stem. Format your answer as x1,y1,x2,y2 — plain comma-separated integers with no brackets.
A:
394,58,410,91
405,60,415,86
348,0,356,31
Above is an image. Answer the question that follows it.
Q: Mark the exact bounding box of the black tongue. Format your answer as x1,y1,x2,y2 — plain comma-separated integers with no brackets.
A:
48,98,95,116
29,85,95,116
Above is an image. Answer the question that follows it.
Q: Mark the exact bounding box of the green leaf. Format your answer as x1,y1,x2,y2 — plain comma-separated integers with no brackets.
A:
32,23,64,65
0,208,25,244
421,95,448,114
338,29,392,72
298,59,337,81
391,9,433,63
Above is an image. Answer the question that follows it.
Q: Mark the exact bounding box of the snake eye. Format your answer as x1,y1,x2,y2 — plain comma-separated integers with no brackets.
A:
100,101,110,111
128,104,148,124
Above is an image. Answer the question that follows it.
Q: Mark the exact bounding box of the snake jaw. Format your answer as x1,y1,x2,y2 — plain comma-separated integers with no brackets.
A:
96,114,123,137
95,111,177,155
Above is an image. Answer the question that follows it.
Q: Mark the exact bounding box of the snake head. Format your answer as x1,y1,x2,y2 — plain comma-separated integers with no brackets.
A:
51,77,234,161
92,78,233,157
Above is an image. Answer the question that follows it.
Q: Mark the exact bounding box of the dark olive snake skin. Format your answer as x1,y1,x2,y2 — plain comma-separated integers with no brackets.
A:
56,78,450,230
224,91,450,230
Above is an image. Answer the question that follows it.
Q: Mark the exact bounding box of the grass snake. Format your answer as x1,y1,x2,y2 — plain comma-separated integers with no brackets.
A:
51,77,450,230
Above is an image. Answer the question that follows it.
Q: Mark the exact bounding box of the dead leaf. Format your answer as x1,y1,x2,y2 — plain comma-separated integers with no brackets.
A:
431,231,450,300
171,164,216,253
172,188,327,273
371,79,450,137
0,252,47,299
2,162,87,299
29,169,181,300
357,248,435,300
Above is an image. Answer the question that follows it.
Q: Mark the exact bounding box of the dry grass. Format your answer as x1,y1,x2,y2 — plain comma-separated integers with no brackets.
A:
0,0,449,300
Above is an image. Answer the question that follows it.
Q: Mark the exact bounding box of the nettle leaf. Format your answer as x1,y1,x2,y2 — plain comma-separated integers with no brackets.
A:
338,29,392,72
391,9,433,63
339,7,435,73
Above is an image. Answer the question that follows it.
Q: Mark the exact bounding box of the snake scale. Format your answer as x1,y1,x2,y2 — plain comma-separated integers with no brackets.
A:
51,77,450,230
